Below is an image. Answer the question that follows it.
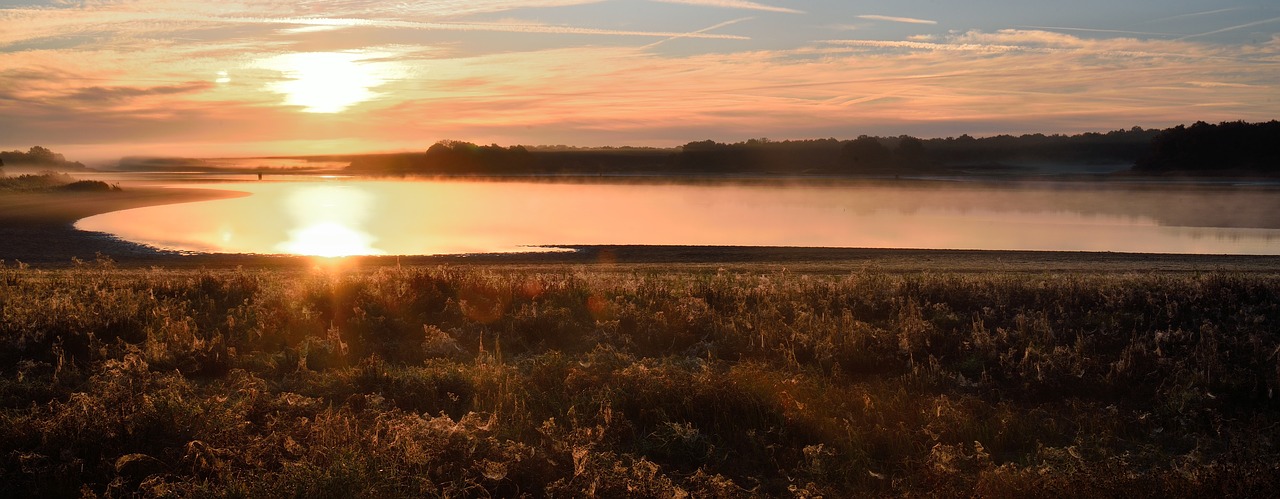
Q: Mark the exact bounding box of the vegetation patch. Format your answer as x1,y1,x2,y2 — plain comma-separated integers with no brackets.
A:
0,173,120,193
59,180,122,192
0,172,78,192
0,263,1277,496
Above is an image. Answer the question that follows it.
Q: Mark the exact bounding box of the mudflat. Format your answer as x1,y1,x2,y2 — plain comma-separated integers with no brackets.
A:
0,187,245,264
0,187,245,227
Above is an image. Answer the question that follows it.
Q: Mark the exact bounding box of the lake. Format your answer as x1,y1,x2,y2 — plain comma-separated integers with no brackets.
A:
75,178,1280,256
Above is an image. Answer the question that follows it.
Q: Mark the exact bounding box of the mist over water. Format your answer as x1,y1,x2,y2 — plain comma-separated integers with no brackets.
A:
76,179,1280,256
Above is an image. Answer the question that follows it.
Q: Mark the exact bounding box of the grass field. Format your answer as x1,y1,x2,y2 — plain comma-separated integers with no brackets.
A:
1,260,1278,497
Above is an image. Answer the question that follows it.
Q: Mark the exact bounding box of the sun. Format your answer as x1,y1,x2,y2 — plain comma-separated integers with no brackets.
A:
260,51,399,113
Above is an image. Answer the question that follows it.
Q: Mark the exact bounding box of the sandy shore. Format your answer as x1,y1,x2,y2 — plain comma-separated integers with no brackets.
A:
1,186,1278,273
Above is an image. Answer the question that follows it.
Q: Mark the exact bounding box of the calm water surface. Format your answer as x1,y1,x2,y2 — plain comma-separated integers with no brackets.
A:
76,179,1280,256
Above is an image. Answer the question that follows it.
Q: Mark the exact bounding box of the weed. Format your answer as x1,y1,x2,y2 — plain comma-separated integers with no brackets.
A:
0,266,1277,496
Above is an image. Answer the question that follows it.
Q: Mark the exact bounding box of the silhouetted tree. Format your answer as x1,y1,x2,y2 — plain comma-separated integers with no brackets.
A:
0,146,84,169
895,135,927,168
26,146,58,163
420,140,534,173
841,136,892,170
1134,120,1280,174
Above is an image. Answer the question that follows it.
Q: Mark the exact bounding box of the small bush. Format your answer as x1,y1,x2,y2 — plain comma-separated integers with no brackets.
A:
59,180,120,192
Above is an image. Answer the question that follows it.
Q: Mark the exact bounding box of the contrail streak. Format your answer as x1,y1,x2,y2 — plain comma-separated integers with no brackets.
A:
1178,15,1280,40
643,17,753,49
1146,7,1243,24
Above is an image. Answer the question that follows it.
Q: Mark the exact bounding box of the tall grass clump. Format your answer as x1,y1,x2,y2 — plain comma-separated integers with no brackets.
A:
1,261,1278,496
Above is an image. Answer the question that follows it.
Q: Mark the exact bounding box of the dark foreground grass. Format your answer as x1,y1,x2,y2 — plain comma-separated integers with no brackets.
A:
1,260,1278,497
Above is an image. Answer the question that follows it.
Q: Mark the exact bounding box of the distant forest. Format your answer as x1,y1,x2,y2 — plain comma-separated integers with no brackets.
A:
0,146,86,171
1134,121,1280,174
346,121,1279,177
6,121,1276,177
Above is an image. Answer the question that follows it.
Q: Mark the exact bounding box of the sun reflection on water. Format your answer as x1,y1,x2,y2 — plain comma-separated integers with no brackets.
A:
276,185,383,257
72,180,1280,257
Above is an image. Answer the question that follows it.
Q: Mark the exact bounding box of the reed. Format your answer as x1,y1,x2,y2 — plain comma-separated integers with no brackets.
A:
1,261,1277,496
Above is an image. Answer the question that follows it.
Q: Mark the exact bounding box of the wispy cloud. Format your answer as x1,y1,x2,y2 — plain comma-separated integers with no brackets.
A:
823,39,1022,54
3,1,1279,156
66,82,214,103
0,4,752,52
1016,26,1177,37
857,15,937,25
1185,81,1260,88
233,16,752,39
825,29,1272,62
9,26,1280,154
651,0,802,14
351,31,1280,145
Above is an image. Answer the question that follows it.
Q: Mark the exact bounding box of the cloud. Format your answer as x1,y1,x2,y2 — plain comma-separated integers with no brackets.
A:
1185,81,1260,88
650,0,802,14
320,0,607,19
66,81,214,102
10,30,1279,153
822,39,1023,54
1016,26,1176,37
348,31,1277,145
233,17,750,39
463,32,1272,133
0,5,753,53
3,0,1279,156
50,0,138,6
857,15,937,25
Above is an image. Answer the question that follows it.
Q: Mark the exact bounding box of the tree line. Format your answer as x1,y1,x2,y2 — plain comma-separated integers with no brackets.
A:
1134,120,1280,174
351,124,1271,176
11,120,1278,178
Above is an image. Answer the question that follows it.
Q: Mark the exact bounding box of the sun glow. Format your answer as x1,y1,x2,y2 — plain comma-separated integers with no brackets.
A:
260,51,402,113
276,185,384,257
279,222,381,258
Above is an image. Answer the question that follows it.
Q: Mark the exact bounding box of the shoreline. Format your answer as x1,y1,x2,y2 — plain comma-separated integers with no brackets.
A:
0,185,1277,272
0,186,247,227
0,186,246,264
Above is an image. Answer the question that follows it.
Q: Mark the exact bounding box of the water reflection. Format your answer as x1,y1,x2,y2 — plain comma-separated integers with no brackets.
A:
75,179,1280,256
276,186,381,257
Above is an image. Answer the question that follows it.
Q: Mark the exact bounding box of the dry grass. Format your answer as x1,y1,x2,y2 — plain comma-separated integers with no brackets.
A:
1,260,1278,497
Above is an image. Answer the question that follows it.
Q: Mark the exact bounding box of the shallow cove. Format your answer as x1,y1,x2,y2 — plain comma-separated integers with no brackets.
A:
75,178,1280,256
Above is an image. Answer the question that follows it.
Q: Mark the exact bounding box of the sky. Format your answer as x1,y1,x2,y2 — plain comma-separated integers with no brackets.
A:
1,0,1278,162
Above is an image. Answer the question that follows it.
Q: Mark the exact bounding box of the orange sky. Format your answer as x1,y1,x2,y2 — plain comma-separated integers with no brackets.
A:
1,1,1278,162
